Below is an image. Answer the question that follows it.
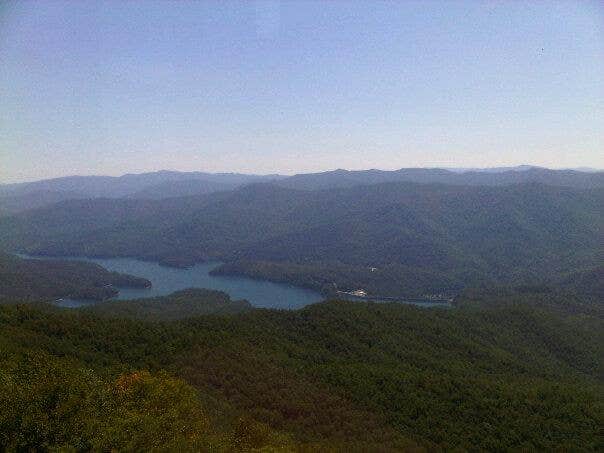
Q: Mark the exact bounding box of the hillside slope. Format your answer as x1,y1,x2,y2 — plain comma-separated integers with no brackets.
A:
0,288,601,450
1,182,601,296
2,167,600,214
0,171,284,213
0,253,150,302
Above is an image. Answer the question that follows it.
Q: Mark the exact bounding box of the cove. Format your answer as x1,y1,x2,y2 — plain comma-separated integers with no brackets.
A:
20,255,452,309
26,256,324,309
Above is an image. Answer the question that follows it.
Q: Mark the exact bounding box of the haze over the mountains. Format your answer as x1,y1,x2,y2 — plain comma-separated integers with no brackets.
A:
1,2,602,450
2,3,602,185
1,162,602,450
1,165,602,216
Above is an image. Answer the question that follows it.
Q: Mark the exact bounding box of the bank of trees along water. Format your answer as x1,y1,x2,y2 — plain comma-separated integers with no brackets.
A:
0,286,601,451
0,253,150,303
0,176,602,449
2,182,602,297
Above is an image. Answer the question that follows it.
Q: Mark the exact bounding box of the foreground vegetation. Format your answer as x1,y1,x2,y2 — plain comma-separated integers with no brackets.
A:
0,287,601,451
85,288,253,320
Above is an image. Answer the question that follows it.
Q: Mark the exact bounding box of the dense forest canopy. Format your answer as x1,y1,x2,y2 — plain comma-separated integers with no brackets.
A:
0,287,601,450
0,170,602,450
2,0,602,448
84,288,253,320
0,253,150,302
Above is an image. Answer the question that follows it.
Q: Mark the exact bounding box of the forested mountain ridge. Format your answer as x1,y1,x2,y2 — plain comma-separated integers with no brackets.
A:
1,196,601,449
0,170,283,198
0,288,601,450
276,166,604,190
2,166,601,197
1,167,601,215
1,181,601,297
0,171,284,214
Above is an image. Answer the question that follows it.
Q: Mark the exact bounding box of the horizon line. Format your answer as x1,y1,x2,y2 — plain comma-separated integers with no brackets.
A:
1,164,603,185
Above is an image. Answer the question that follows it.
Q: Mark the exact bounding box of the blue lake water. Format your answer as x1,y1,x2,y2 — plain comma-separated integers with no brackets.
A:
21,255,451,309
24,256,324,309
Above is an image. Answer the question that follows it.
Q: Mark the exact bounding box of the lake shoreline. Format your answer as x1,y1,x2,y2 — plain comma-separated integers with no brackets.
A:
19,253,453,309
19,254,324,309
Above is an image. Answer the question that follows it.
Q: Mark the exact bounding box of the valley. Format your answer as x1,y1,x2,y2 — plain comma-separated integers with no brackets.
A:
2,2,602,449
0,168,601,451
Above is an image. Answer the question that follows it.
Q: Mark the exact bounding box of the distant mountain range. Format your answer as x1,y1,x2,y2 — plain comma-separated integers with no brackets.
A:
0,166,602,215
446,165,602,173
276,167,604,191
0,170,282,201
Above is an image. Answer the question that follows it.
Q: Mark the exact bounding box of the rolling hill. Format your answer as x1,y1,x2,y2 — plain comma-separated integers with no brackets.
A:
2,167,601,215
0,170,284,213
0,287,601,450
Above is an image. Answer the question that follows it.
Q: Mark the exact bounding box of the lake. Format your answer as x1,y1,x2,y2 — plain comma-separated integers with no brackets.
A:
21,255,451,309
43,257,324,309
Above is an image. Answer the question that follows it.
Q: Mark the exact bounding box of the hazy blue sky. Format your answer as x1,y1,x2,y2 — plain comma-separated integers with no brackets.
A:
1,1,602,182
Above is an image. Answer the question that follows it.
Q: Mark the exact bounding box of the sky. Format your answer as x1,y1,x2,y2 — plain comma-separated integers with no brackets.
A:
0,1,602,183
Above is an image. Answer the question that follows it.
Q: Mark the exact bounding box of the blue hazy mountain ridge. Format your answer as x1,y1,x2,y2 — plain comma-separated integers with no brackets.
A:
125,178,237,199
1,166,602,215
0,189,85,217
0,172,284,216
447,165,540,173
1,179,601,298
449,165,602,173
275,167,604,191
0,170,285,204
